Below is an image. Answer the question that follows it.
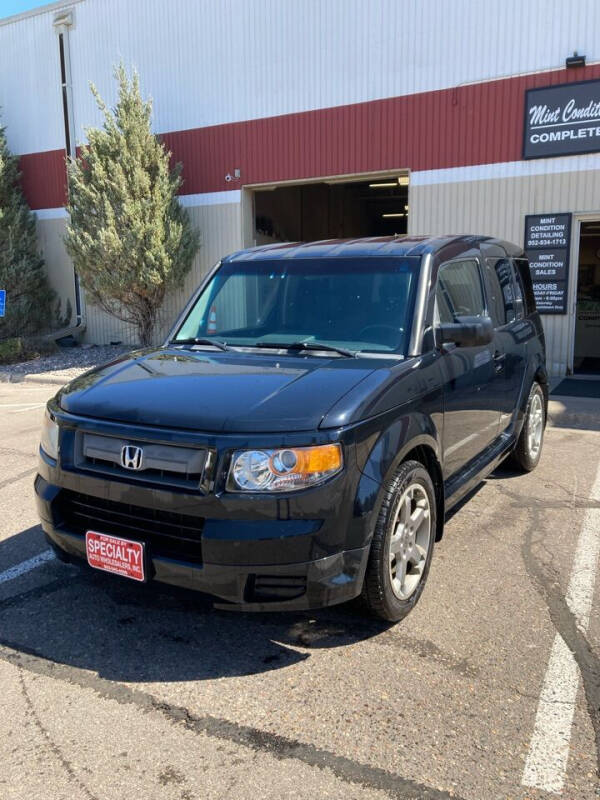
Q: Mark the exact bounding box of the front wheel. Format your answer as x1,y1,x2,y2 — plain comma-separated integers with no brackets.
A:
510,381,545,472
362,460,436,622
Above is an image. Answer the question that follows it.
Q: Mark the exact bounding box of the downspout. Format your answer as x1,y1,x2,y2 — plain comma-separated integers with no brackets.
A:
52,8,86,338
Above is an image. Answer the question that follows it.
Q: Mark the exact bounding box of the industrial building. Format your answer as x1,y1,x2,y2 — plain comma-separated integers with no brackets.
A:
2,0,600,376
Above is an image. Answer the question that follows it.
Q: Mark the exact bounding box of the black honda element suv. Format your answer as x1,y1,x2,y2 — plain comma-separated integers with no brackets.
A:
36,236,546,622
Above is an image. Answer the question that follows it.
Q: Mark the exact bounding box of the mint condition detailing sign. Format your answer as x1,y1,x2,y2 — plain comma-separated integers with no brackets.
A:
523,79,600,159
524,214,571,314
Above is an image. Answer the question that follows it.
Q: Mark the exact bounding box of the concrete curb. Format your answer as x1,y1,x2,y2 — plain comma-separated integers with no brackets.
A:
547,396,600,432
0,373,69,387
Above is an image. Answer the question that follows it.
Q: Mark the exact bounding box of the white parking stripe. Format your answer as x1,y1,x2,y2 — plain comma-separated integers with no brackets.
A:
522,465,600,793
0,550,56,586
9,404,45,414
0,403,46,408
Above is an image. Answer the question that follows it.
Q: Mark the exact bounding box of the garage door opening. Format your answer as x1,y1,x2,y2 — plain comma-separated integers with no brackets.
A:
251,175,409,246
574,220,600,374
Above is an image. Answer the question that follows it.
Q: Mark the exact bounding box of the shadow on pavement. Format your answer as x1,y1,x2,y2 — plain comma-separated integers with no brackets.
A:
0,525,392,683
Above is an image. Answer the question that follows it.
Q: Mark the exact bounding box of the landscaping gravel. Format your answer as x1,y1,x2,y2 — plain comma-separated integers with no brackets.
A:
0,344,132,383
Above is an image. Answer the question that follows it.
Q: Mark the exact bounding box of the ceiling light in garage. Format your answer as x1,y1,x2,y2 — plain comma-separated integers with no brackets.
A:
382,213,405,218
369,182,397,188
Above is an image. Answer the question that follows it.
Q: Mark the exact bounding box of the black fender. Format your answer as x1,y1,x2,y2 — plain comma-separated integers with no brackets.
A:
513,350,549,440
353,409,444,543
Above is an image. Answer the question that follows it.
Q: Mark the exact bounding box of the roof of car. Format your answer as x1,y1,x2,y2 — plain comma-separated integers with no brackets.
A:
224,235,524,262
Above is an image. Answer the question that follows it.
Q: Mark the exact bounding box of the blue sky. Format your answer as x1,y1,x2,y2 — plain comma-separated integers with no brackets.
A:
0,0,51,19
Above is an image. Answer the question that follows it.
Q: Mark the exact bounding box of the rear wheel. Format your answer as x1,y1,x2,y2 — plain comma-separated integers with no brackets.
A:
510,381,545,472
362,460,436,622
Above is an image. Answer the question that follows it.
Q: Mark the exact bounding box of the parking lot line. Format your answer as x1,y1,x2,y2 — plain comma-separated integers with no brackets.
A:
522,463,600,793
8,404,46,414
0,550,55,586
0,403,46,408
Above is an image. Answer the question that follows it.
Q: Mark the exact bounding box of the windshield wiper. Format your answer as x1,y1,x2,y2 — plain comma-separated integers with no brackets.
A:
253,341,356,357
169,337,229,351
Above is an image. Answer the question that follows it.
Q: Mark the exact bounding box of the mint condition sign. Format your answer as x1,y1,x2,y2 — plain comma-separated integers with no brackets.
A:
524,214,571,314
523,79,600,159
523,80,600,158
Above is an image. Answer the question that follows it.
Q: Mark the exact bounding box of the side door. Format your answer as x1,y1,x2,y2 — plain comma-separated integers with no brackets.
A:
482,257,528,434
435,258,500,480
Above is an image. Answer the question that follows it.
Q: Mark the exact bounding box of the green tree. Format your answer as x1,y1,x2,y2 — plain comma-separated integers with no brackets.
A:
0,121,55,339
65,65,199,346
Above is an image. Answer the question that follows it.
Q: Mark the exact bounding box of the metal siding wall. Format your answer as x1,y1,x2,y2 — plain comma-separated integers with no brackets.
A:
83,201,242,345
410,169,600,376
4,0,600,155
3,0,600,360
35,217,77,327
0,6,66,154
68,0,600,136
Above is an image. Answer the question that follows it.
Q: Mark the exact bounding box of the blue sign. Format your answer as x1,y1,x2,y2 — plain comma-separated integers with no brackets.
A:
0,290,5,318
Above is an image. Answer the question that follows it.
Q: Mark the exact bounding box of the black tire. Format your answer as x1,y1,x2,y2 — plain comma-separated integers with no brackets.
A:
362,460,436,622
509,381,545,473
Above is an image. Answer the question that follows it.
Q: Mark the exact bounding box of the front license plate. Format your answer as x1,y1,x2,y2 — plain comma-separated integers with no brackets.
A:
86,531,145,582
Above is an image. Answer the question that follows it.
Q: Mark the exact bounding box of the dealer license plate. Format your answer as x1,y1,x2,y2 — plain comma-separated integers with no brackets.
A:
86,531,145,582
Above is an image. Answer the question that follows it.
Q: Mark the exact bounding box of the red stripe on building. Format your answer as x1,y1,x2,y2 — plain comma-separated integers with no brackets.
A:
19,149,67,210
19,64,600,209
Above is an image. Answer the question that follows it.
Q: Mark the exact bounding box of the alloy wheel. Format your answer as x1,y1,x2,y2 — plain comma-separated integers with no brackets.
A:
527,392,544,459
388,483,431,600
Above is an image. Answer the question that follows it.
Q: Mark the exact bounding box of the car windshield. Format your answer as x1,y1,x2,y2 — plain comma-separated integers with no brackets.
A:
172,257,420,354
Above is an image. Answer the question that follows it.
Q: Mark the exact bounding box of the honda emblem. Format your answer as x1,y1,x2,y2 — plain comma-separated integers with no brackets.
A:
120,444,144,471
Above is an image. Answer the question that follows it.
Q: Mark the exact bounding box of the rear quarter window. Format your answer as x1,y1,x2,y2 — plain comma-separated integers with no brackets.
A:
513,258,536,317
483,258,516,326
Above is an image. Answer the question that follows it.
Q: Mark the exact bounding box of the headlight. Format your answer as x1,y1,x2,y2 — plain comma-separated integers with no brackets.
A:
40,410,59,460
227,444,343,492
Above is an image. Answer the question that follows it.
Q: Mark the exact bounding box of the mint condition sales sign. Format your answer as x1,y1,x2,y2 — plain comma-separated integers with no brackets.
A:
524,214,571,314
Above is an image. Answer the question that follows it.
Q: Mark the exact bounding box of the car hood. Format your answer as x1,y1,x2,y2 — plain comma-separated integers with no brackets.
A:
57,347,380,432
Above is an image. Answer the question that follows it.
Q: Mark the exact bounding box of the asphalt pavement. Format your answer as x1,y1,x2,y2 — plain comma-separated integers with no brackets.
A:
1,379,599,800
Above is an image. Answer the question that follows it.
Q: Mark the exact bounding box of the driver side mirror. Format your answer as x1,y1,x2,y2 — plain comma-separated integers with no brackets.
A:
438,315,494,348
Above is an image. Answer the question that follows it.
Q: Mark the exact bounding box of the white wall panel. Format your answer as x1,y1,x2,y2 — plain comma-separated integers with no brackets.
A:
4,0,600,155
67,0,600,142
0,4,69,153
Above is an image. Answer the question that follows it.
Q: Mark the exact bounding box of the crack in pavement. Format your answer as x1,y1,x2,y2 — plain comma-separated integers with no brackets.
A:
0,574,87,612
0,567,478,681
18,669,100,800
521,508,600,787
0,446,38,458
0,466,38,491
0,638,466,800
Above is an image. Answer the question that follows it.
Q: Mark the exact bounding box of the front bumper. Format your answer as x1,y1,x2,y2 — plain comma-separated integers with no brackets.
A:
35,464,372,611
41,521,368,611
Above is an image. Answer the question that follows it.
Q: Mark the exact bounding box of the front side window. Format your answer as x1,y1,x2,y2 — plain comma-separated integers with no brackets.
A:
174,257,420,354
435,259,485,324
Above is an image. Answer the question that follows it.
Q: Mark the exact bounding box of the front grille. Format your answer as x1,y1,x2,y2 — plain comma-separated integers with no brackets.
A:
71,431,210,492
56,490,204,564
